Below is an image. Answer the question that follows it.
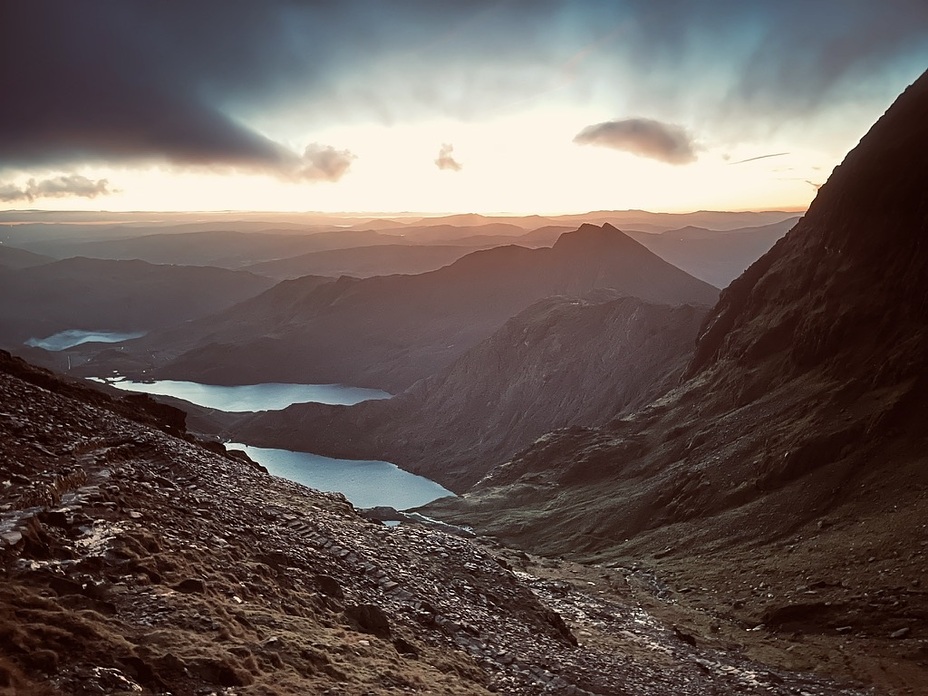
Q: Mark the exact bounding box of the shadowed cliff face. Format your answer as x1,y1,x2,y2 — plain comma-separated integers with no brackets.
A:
423,73,928,691
689,70,928,388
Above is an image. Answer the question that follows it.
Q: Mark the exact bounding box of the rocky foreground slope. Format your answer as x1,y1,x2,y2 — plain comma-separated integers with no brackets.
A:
424,70,928,694
0,351,873,695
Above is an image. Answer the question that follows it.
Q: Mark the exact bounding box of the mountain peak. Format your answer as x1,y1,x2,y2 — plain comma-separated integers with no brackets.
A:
809,69,928,236
552,222,641,251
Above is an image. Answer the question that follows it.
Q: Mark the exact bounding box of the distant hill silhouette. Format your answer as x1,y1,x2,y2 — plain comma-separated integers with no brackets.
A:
0,244,54,269
626,217,800,288
245,244,487,280
19,228,407,268
0,257,276,349
100,224,718,391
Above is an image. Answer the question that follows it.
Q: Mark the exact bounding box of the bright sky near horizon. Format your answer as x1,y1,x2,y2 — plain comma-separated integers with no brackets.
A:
1,1,926,215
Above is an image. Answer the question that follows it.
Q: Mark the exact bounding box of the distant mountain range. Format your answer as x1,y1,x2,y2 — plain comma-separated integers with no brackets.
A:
12,228,407,268
0,243,54,270
2,210,798,294
626,218,799,288
90,223,718,391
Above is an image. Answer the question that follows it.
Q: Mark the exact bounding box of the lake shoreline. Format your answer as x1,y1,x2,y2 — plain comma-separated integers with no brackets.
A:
89,376,391,411
227,442,455,510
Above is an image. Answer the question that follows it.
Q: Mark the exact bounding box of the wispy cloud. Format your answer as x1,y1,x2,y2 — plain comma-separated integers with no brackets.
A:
435,144,463,171
727,152,790,165
573,118,697,165
0,175,112,203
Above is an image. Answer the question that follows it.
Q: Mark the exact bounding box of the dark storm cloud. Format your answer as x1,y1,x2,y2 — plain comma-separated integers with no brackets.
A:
574,119,697,164
0,175,113,203
0,0,525,171
717,1,928,120
0,1,370,175
0,3,289,171
604,0,928,124
435,144,463,171
0,0,925,172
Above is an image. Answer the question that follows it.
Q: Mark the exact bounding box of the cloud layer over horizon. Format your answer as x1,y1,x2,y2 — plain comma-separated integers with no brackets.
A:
1,1,925,211
0,175,113,204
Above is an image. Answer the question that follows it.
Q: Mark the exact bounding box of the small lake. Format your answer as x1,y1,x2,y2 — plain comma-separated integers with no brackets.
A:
228,443,454,509
26,329,147,351
86,377,446,509
92,379,391,412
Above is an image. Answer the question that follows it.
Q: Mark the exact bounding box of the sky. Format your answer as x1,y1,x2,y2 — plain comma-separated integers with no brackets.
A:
1,1,926,215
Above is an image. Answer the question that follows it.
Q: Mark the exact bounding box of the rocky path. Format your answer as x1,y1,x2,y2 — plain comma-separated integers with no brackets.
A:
0,354,872,694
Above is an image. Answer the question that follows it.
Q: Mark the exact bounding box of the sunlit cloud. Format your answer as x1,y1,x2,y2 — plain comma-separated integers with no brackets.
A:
291,143,356,182
0,174,113,203
435,144,463,171
573,118,698,165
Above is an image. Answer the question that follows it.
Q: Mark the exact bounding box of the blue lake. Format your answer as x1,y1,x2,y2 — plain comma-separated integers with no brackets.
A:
27,329,147,351
91,378,390,412
227,443,454,510
86,377,448,509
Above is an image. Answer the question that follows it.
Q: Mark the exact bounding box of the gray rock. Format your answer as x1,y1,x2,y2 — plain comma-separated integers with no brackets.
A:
345,603,391,638
174,578,207,594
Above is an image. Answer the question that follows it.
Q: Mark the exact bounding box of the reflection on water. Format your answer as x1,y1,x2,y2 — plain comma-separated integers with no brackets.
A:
91,378,391,412
228,443,454,510
26,329,147,351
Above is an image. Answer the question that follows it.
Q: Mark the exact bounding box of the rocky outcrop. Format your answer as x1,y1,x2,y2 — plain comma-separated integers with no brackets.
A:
234,293,709,490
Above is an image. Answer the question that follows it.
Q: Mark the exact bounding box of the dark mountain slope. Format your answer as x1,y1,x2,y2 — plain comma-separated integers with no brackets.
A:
370,222,529,242
424,72,928,692
21,228,406,268
233,294,710,490
0,244,54,270
244,243,486,280
0,257,276,348
115,225,718,391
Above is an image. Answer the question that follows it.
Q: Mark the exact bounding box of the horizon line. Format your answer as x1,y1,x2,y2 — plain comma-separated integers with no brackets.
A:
0,206,809,218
